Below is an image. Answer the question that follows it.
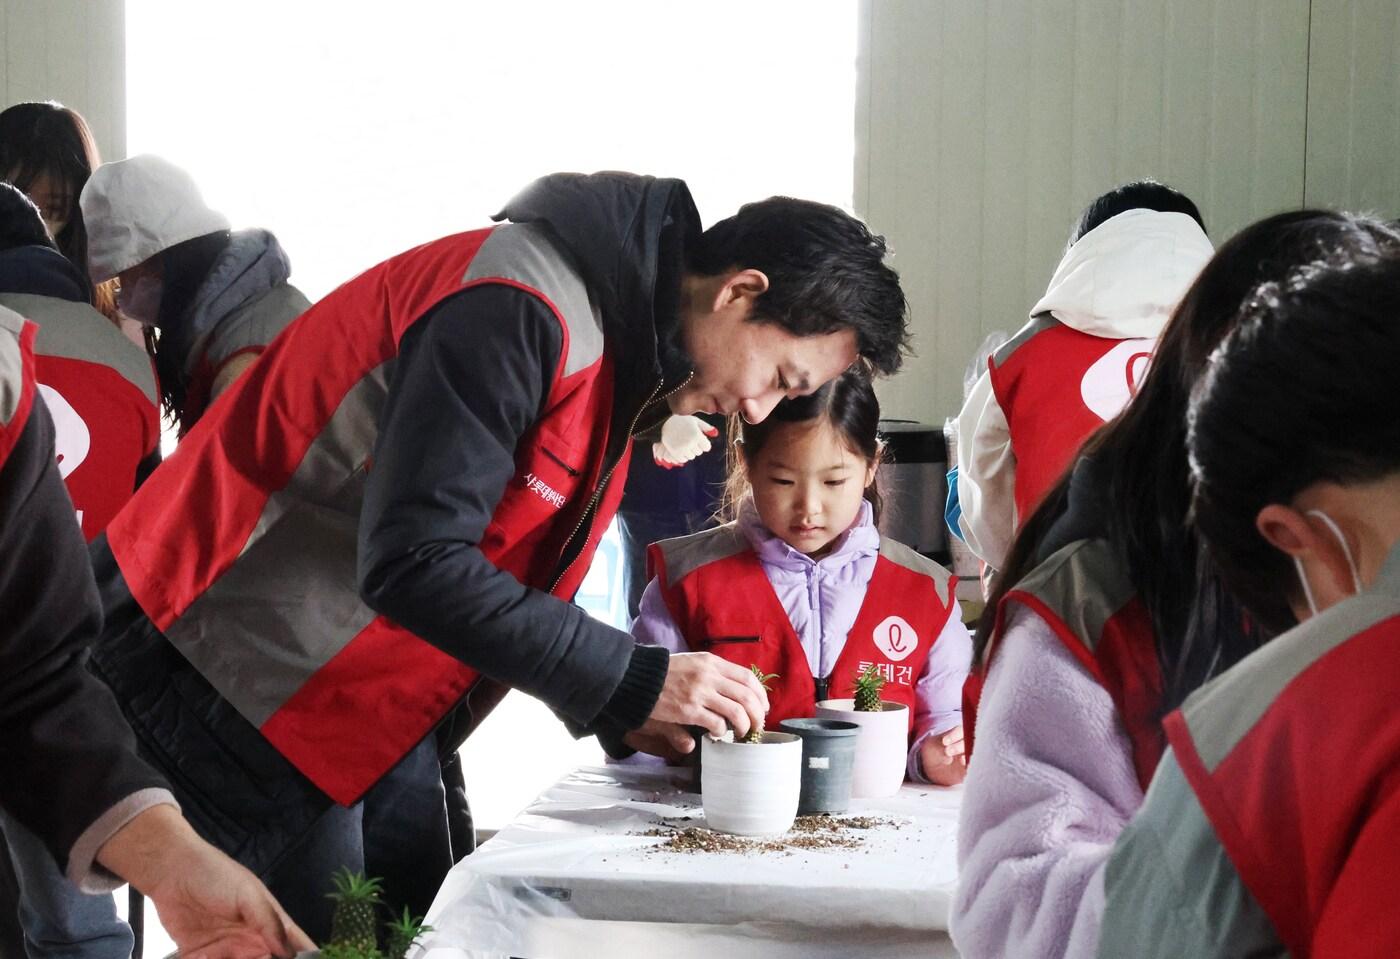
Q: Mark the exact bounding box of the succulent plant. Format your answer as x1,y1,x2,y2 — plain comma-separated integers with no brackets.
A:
853,663,886,712
327,868,383,953
742,664,779,743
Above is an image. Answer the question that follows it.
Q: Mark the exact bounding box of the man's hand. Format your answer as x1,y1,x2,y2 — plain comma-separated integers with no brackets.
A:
653,415,719,468
622,718,696,760
919,725,968,786
96,805,312,959
647,652,768,739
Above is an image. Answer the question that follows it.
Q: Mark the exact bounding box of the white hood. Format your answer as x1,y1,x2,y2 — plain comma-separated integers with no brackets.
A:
1030,208,1214,339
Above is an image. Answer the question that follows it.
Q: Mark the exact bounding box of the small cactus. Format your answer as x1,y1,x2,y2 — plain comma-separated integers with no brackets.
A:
742,665,779,743
853,663,886,712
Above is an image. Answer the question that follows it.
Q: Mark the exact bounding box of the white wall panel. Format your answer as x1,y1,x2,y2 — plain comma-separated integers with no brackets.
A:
858,0,1310,422
1,0,125,162
1304,0,1400,216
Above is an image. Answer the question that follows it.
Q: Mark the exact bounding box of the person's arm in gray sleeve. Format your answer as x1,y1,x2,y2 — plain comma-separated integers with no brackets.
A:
358,284,668,731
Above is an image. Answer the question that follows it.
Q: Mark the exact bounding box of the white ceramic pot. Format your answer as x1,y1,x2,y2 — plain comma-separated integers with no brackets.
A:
700,731,802,836
815,699,909,798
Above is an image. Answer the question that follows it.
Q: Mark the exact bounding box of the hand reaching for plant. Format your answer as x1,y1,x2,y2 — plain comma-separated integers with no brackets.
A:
96,805,312,959
647,651,770,740
919,725,967,786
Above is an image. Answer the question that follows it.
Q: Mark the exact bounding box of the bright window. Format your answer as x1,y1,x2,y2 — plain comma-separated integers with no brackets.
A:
126,0,858,840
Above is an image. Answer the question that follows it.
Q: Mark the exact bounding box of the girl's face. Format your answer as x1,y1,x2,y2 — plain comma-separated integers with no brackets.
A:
747,419,876,558
14,170,72,238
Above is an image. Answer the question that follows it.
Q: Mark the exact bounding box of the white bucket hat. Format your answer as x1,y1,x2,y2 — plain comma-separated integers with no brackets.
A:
81,154,231,284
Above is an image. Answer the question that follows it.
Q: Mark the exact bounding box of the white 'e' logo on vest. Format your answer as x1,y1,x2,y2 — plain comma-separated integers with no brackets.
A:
1080,337,1156,422
38,384,90,479
874,615,917,662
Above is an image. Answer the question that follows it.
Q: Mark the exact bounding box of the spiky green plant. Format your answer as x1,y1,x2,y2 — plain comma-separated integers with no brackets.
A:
742,665,779,743
853,663,886,712
327,868,384,952
385,906,434,959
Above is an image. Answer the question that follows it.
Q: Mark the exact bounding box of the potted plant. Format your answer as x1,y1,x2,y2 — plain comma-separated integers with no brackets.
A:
816,664,910,798
315,868,434,959
700,666,803,836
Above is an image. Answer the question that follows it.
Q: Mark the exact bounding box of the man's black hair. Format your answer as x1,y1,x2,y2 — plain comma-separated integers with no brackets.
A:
688,197,909,375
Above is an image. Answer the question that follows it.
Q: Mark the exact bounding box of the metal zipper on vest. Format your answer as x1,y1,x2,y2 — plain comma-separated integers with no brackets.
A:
548,371,693,594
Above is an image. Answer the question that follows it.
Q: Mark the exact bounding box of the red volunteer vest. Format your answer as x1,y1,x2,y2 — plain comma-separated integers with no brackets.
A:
989,317,1155,520
1168,600,1400,959
649,525,957,734
106,223,632,805
965,536,1165,790
0,293,160,540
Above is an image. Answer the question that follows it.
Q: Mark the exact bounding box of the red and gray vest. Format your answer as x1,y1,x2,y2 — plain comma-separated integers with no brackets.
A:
105,223,629,805
647,524,957,732
965,537,1164,789
1098,553,1400,958
988,316,1155,520
0,293,159,540
0,306,38,470
180,282,310,434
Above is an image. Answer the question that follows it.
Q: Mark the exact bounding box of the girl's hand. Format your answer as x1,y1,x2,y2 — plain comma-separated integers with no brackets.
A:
920,725,968,786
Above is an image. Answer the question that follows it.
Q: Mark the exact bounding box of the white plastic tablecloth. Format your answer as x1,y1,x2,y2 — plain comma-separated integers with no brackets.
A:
415,764,962,959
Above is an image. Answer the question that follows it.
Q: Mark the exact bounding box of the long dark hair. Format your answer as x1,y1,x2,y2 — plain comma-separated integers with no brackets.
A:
1190,251,1400,632
724,365,884,522
150,229,232,423
975,210,1400,711
0,101,111,314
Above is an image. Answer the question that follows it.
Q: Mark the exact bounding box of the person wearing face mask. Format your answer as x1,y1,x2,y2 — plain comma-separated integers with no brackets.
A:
84,172,911,940
951,211,1400,959
0,101,129,334
1097,250,1400,958
80,154,310,434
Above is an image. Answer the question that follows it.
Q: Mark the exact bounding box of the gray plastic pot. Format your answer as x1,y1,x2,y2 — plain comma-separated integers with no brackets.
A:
779,718,861,815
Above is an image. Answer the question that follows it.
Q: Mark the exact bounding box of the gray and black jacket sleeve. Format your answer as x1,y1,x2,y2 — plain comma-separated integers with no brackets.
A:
0,396,171,872
358,285,668,734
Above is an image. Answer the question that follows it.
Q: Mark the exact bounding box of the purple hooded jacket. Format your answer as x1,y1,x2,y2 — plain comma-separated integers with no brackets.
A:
629,499,971,781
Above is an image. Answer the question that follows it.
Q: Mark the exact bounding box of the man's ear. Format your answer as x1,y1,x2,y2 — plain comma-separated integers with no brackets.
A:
712,268,769,314
1255,504,1313,560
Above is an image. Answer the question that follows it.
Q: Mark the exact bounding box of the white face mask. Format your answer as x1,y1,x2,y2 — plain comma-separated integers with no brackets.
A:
1293,509,1363,617
116,275,163,326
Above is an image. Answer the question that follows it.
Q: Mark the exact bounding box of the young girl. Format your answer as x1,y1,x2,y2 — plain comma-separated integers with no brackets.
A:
631,367,970,785
951,211,1400,959
1099,244,1400,957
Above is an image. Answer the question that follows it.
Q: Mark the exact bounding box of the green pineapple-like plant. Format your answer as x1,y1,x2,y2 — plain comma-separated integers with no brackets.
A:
320,871,436,959
742,664,779,743
327,868,384,953
853,663,886,712
385,906,434,959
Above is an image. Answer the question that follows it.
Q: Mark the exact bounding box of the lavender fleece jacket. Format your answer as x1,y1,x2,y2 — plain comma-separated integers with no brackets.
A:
950,605,1144,959
629,499,971,781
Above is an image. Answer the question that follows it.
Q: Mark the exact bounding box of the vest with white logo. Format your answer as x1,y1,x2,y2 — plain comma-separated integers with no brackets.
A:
988,316,1155,520
105,223,629,805
648,525,956,733
0,293,159,540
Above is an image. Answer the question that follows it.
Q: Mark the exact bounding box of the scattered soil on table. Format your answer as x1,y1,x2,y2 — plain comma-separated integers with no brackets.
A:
641,814,899,856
